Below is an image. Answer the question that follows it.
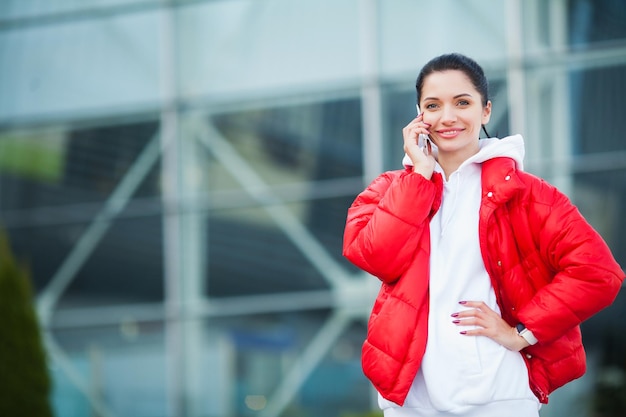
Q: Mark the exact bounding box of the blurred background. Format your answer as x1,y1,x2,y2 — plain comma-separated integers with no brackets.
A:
1,0,625,416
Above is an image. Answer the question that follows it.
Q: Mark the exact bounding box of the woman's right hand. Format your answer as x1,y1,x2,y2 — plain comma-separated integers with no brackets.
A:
402,114,436,180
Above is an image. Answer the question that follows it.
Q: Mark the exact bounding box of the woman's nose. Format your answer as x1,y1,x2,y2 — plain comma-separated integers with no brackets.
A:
441,106,457,123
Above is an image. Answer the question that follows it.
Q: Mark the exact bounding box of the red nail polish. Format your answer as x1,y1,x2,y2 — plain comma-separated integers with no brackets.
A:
460,331,467,335
452,320,460,324
451,313,459,317
459,301,467,305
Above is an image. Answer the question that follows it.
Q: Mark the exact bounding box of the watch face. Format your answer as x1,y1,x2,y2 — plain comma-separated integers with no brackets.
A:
516,323,525,333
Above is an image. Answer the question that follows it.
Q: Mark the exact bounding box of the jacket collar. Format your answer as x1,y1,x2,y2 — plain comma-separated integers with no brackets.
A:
481,157,526,205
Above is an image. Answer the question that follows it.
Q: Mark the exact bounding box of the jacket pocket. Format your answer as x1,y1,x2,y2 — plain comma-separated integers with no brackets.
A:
525,326,586,396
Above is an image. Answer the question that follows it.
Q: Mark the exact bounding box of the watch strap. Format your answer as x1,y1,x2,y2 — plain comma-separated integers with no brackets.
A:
516,323,538,345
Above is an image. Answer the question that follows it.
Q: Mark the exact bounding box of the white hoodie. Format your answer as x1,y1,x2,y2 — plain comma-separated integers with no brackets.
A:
382,135,540,417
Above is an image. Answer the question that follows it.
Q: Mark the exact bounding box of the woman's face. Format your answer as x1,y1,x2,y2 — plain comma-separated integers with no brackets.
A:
419,70,491,159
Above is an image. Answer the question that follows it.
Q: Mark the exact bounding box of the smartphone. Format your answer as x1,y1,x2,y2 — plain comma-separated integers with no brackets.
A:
416,104,430,149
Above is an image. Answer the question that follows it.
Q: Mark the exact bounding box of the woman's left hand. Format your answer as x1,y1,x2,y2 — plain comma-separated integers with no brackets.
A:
452,301,529,352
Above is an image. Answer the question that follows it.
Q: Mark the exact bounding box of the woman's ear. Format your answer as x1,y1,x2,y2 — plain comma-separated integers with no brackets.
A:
482,100,492,125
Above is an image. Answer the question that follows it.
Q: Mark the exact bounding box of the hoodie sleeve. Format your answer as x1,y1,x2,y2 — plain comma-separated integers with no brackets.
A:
342,170,442,283
517,180,625,343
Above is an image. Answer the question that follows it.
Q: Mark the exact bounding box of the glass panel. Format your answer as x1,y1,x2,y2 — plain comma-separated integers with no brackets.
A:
573,169,625,265
0,12,161,121
209,98,362,187
379,0,507,76
224,311,370,417
51,322,168,417
207,207,330,297
61,214,164,306
178,0,361,97
580,291,626,417
0,120,161,303
204,98,363,277
568,0,626,46
0,121,159,210
571,65,626,155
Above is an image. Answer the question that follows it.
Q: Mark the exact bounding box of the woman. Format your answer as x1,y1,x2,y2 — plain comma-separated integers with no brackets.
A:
342,53,624,416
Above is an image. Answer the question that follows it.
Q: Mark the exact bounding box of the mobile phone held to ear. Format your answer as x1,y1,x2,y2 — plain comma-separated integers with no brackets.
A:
416,104,430,149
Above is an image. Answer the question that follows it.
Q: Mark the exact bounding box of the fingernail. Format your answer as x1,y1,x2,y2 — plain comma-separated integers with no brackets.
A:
451,313,459,317
460,331,467,335
452,320,460,324
459,301,467,305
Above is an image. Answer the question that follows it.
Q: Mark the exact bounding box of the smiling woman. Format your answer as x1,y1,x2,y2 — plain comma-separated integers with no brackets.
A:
342,53,625,417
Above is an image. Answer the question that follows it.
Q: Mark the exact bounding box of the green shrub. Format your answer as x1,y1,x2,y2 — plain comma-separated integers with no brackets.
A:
0,232,54,417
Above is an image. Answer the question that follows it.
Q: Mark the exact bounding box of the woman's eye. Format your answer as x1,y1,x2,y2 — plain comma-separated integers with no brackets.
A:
457,100,470,106
425,103,438,109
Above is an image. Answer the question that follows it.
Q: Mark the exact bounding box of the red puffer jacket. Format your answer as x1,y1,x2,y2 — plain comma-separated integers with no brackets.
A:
343,157,624,406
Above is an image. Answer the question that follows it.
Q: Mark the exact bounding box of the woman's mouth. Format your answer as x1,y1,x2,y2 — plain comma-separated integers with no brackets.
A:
436,129,463,139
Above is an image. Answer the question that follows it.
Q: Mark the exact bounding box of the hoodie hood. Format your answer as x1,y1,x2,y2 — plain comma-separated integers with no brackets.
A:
402,134,525,172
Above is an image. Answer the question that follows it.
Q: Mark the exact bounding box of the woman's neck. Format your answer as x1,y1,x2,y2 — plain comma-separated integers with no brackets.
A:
437,145,480,180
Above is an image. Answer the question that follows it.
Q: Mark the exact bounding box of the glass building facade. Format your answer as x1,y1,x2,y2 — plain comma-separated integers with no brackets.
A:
0,0,625,416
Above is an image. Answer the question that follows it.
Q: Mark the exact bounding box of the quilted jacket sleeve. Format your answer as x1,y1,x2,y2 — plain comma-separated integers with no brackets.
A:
517,180,625,343
342,169,442,283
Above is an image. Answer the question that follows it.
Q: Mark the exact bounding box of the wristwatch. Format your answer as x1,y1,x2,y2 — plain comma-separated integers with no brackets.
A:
516,323,538,345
